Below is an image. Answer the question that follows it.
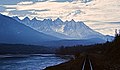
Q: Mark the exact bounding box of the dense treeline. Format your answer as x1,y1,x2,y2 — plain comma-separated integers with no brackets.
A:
56,32,120,55
0,44,56,54
45,31,120,70
49,32,120,70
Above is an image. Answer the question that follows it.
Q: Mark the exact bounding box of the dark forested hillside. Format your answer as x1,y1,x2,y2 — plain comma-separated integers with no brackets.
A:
45,31,120,70
0,44,56,54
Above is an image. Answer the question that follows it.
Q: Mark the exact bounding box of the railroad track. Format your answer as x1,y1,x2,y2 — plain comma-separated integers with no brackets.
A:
82,56,93,70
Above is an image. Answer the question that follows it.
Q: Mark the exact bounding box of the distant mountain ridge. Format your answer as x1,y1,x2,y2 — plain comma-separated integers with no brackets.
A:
0,14,114,47
13,16,111,41
40,38,106,47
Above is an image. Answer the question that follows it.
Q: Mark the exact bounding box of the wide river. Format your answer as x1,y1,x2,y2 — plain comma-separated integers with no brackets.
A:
0,54,69,70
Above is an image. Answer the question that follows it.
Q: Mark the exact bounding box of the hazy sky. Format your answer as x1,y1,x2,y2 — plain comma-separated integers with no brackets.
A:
0,0,120,36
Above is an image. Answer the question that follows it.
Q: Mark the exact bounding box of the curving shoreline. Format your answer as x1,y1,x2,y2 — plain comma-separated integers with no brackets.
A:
44,54,85,70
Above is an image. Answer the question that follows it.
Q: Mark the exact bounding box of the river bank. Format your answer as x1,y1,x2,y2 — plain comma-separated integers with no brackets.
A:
44,54,85,70
0,54,68,70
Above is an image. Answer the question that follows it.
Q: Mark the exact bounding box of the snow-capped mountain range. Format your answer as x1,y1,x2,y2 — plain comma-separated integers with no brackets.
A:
13,16,108,41
0,14,114,46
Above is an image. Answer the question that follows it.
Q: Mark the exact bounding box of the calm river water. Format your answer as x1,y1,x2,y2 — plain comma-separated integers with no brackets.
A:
0,54,68,70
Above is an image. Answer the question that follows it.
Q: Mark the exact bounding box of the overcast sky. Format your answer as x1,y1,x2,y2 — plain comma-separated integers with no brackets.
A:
0,0,120,36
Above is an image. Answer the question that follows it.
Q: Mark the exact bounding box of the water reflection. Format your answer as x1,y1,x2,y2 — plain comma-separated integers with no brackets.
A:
0,54,68,70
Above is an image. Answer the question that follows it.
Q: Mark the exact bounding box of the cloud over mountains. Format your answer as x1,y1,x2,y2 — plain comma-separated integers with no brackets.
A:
0,0,120,36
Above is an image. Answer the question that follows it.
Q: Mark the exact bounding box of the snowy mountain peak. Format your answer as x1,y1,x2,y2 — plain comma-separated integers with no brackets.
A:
43,19,53,25
12,16,19,19
54,18,62,22
32,17,37,21
65,20,69,23
70,19,75,23
22,17,31,25
23,17,30,21
43,19,52,22
12,16,21,21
